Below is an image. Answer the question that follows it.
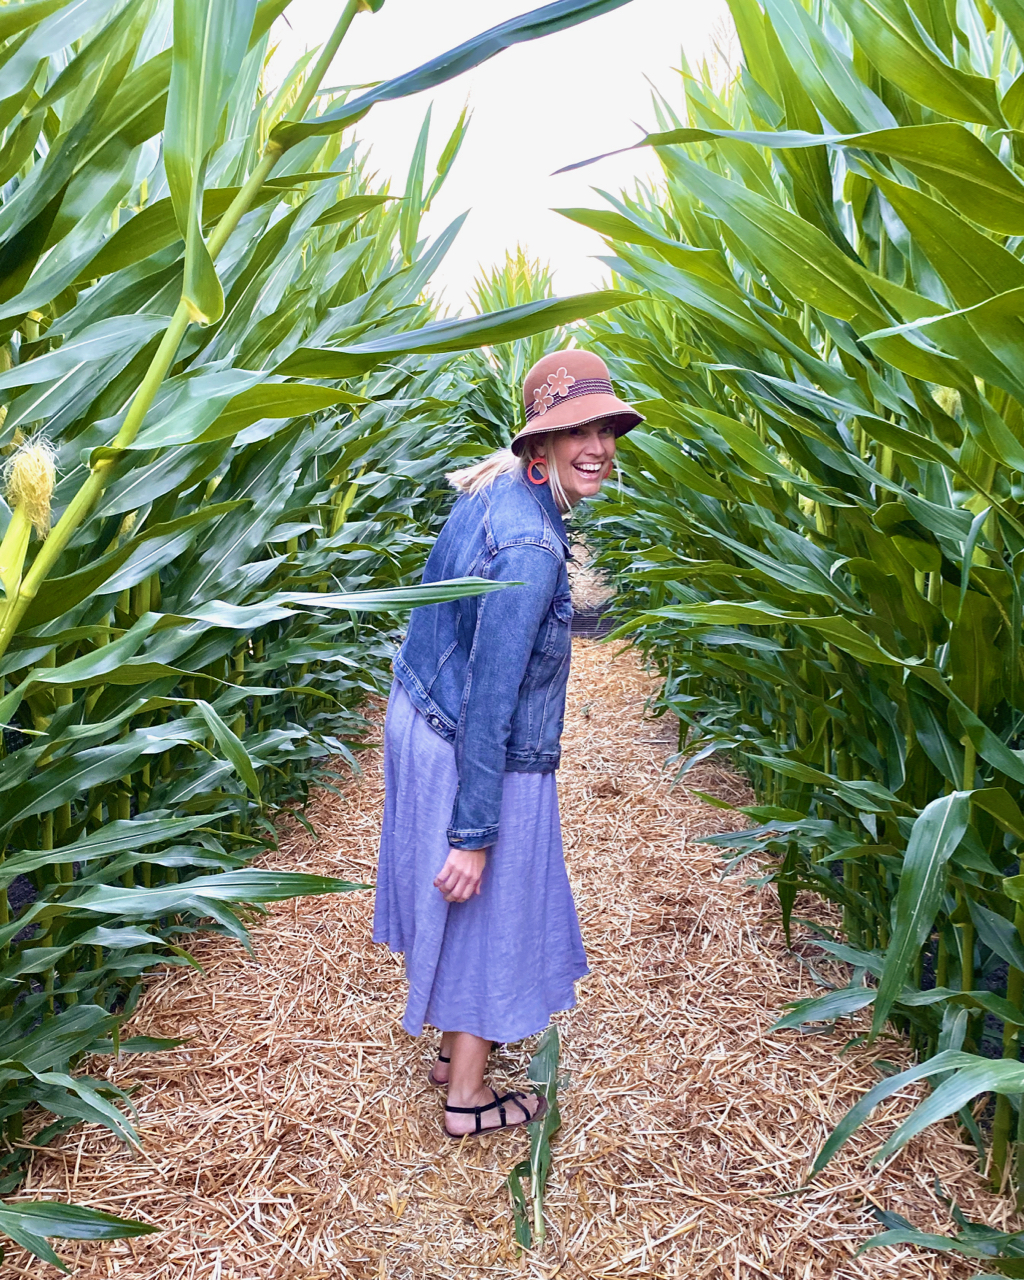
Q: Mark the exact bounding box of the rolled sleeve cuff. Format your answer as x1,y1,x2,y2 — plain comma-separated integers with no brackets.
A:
446,825,499,851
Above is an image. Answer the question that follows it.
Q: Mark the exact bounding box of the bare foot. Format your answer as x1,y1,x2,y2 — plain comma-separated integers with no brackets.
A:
444,1086,545,1136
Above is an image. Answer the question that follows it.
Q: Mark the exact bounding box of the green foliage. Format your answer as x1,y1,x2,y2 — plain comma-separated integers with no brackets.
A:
566,0,1024,1210
0,0,637,1260
268,0,638,149
455,248,572,450
863,1192,1024,1275
0,1199,158,1273
506,1024,562,1250
473,247,562,396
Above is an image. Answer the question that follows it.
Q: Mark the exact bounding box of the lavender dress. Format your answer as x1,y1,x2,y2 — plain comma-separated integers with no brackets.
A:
372,679,588,1043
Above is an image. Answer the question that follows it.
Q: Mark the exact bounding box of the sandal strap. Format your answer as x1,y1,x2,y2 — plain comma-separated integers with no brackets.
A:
445,1088,501,1135
494,1090,532,1124
438,1044,493,1066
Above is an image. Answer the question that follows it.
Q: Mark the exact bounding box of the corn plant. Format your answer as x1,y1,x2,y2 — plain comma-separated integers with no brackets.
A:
862,1191,1024,1272
454,248,571,453
0,1199,157,1273
561,0,1024,1207
505,1024,562,1251
0,0,640,1262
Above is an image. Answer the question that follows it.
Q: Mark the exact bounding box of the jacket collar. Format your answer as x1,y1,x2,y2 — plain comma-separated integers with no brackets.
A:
519,472,571,556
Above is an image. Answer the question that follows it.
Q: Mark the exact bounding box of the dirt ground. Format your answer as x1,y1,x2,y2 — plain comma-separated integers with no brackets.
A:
7,640,1012,1278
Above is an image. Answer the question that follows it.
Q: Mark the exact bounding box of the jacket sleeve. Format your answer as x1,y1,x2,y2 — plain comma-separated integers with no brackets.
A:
446,542,562,850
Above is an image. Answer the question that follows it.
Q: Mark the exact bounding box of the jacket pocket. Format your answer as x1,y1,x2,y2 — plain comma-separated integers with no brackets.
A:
542,592,574,656
424,638,458,695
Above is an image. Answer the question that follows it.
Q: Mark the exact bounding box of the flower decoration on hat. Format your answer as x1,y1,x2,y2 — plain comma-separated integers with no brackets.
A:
532,385,554,416
546,367,575,398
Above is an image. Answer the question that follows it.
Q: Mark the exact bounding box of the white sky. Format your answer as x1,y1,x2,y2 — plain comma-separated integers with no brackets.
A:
271,1,733,307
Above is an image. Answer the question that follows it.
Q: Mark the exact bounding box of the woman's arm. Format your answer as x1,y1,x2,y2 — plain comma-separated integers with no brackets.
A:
445,541,562,851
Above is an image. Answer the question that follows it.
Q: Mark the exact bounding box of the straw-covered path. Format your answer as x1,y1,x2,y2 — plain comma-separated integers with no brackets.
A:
10,641,1011,1278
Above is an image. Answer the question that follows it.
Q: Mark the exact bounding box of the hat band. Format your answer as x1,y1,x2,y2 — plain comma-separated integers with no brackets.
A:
524,377,614,423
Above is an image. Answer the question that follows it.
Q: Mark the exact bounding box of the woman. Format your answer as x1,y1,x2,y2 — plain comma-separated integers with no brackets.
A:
373,350,643,1138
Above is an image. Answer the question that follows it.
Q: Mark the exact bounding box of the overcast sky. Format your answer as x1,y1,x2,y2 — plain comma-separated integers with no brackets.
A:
271,1,732,307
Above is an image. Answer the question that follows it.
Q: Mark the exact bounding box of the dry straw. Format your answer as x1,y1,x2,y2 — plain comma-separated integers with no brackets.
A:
5,641,1006,1278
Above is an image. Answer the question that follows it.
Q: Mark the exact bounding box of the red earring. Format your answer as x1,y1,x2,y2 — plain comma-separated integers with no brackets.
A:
527,459,547,485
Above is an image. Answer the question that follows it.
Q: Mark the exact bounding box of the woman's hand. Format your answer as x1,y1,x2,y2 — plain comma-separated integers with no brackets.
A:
434,847,486,903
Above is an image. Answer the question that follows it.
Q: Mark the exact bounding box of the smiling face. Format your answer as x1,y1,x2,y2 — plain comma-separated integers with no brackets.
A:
535,420,617,507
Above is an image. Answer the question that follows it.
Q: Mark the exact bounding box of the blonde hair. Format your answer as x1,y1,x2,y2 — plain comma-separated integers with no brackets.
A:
446,436,570,512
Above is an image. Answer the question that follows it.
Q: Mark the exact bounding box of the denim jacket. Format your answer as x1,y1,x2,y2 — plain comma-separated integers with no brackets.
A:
394,471,572,850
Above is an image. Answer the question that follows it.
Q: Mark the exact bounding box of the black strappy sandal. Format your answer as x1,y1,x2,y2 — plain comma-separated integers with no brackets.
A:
427,1052,450,1088
444,1088,547,1140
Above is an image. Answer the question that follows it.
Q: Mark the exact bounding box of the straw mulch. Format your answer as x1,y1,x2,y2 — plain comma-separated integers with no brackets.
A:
7,640,1014,1278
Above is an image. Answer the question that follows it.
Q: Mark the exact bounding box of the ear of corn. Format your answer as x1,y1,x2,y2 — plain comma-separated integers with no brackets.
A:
568,0,1024,1203
0,0,639,1259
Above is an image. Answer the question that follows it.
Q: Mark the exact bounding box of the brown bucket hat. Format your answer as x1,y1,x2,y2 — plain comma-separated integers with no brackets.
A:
510,350,644,455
